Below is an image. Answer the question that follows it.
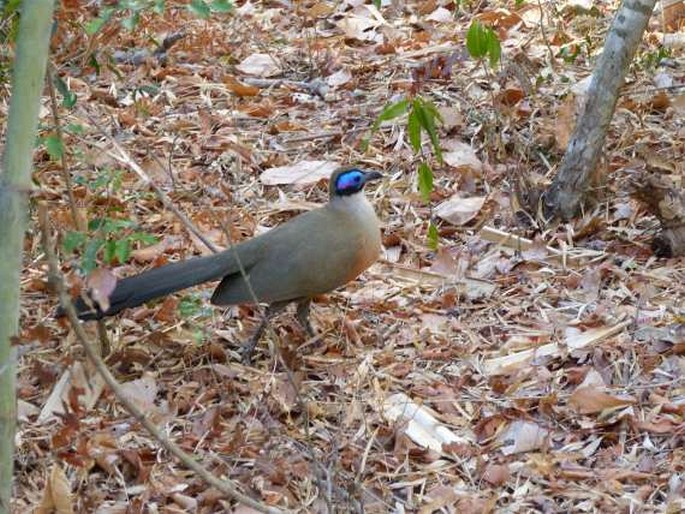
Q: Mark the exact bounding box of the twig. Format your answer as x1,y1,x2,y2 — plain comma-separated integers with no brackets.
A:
46,64,81,230
38,204,284,514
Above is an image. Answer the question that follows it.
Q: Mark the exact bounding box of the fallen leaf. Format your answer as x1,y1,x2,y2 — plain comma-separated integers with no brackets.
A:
236,53,281,77
260,160,341,185
326,68,353,87
35,464,74,514
120,374,159,412
569,386,635,414
443,141,483,172
498,420,549,455
435,195,486,225
381,393,471,453
481,463,510,486
426,7,452,23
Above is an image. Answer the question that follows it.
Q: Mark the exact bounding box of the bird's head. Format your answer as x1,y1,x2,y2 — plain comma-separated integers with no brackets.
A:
329,167,383,199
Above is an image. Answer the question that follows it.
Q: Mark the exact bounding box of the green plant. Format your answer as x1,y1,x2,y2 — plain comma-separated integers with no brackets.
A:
188,0,233,18
86,1,165,34
62,166,157,274
466,20,501,69
363,96,444,249
63,218,157,274
638,46,672,71
178,295,213,319
85,0,233,32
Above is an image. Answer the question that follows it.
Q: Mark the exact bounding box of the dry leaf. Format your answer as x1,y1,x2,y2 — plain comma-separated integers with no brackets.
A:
35,464,74,514
498,420,548,455
336,5,385,42
435,195,486,225
426,7,453,23
119,374,159,412
443,141,483,172
381,393,470,453
236,53,281,77
568,386,635,414
481,463,510,486
39,362,105,422
260,160,340,185
326,68,353,87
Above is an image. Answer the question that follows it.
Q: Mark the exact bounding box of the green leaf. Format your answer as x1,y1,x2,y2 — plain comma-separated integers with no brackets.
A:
407,108,422,152
100,218,135,235
121,13,140,31
414,101,443,163
103,240,116,264
88,53,101,74
129,232,158,245
62,231,86,253
211,0,233,12
3,0,22,15
369,99,409,134
82,238,104,274
114,239,132,264
85,8,113,35
66,123,84,134
188,0,211,18
85,17,106,35
53,75,77,108
363,98,410,151
418,162,433,202
466,20,501,68
421,99,444,124
466,20,489,59
427,222,439,251
44,134,63,161
487,31,501,68
179,295,206,318
154,0,166,14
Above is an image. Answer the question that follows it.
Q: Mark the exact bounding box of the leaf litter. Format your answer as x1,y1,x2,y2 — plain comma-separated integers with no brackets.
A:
10,0,685,512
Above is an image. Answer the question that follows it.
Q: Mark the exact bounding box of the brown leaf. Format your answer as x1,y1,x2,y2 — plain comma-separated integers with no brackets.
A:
224,75,260,97
481,463,510,486
35,464,74,514
435,195,486,225
568,386,635,414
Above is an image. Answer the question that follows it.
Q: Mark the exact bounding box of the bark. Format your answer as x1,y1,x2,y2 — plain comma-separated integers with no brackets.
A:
0,2,54,511
631,173,685,258
542,0,658,220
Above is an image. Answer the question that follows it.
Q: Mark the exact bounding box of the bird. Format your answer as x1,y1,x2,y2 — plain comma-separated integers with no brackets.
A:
66,167,383,362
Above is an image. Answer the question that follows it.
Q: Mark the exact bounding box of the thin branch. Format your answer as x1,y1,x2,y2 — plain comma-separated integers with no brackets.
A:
46,64,81,230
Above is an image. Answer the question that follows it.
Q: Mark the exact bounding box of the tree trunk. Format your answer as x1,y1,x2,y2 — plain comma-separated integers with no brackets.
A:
542,0,658,220
631,173,685,257
0,2,54,511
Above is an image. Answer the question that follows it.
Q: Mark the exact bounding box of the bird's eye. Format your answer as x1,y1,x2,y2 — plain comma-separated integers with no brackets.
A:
354,175,361,183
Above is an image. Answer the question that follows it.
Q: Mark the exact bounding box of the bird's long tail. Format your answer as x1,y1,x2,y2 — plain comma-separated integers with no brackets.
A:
64,251,245,320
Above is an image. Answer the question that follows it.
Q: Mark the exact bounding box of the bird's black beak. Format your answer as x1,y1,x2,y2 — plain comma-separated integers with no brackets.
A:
364,171,383,183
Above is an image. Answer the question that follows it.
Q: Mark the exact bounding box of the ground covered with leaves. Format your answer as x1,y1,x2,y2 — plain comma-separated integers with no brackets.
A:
8,0,685,512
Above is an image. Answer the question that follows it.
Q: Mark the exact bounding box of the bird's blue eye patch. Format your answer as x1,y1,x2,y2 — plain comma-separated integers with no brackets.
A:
336,169,365,193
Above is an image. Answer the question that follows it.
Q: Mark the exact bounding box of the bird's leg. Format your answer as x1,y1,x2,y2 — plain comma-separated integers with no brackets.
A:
295,298,315,337
242,300,289,364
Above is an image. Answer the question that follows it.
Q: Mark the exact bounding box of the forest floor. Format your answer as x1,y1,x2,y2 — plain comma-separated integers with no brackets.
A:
8,0,685,512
